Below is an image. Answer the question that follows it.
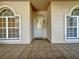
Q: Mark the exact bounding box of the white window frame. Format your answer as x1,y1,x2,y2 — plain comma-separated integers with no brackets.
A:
0,15,21,40
65,14,79,41
65,5,79,41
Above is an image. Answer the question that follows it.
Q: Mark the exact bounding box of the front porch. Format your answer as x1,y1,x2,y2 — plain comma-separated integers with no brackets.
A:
0,39,79,59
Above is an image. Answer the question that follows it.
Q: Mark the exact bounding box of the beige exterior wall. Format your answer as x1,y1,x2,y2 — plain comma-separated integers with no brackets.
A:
0,1,31,44
51,1,79,43
0,1,79,44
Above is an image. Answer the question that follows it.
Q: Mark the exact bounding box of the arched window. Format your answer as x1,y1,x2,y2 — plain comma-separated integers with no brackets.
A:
65,6,79,41
0,6,21,40
71,7,79,16
0,7,14,16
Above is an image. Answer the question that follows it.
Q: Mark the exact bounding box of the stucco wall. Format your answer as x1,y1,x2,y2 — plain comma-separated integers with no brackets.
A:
51,1,79,43
0,1,31,44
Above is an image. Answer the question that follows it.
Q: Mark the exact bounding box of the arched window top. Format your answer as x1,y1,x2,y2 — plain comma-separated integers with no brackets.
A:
0,5,16,16
35,14,45,17
71,7,79,16
70,5,79,16
33,14,45,19
0,7,14,16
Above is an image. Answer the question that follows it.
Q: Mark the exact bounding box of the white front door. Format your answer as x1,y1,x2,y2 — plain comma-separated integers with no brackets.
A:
34,18,44,38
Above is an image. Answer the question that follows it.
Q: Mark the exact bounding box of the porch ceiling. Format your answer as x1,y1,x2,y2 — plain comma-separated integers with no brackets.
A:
0,0,78,11
30,0,79,11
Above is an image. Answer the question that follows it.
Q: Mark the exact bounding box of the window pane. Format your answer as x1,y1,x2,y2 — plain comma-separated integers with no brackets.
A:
3,23,6,27
8,28,19,38
15,20,19,27
0,18,2,27
8,28,14,38
0,23,2,27
67,28,77,37
15,16,19,27
3,18,6,27
8,18,15,23
8,28,15,34
3,18,6,23
0,29,6,38
8,18,15,27
0,18,6,27
67,16,77,26
0,18,2,22
8,23,15,27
